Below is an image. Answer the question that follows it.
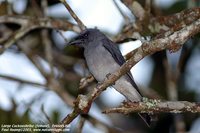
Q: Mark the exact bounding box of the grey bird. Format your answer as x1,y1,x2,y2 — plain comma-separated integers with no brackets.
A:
68,28,151,126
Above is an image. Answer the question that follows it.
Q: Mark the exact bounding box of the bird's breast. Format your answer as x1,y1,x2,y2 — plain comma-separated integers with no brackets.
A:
84,44,120,82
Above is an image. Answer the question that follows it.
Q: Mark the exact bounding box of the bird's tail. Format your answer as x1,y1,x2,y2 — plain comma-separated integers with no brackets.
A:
138,113,152,127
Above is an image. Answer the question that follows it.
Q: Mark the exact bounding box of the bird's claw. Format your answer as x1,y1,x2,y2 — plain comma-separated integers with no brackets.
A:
96,81,103,88
106,73,116,85
106,73,112,79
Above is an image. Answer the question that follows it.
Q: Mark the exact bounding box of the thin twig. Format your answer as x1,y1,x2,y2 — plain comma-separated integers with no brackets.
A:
164,58,178,101
0,74,46,88
79,74,95,90
42,30,55,77
41,104,53,124
40,0,55,78
59,0,86,30
113,0,130,24
75,116,85,133
164,48,186,132
56,30,68,43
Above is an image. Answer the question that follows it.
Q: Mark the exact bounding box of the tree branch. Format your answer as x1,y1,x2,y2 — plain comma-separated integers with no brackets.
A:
0,15,79,31
125,18,200,60
0,15,80,54
153,7,200,27
114,7,200,42
103,99,200,114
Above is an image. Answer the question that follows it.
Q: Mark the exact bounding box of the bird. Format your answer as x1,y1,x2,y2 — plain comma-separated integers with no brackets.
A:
68,28,151,126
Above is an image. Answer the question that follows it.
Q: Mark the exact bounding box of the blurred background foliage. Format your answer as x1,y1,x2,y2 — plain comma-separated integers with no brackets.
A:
0,0,200,133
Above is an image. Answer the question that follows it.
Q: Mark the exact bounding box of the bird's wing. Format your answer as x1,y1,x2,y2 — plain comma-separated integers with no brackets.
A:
102,38,141,95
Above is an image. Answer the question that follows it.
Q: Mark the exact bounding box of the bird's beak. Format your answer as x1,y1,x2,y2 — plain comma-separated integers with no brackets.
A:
68,39,82,45
67,36,84,46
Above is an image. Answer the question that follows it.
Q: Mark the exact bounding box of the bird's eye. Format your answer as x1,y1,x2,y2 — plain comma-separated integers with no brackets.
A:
84,33,88,37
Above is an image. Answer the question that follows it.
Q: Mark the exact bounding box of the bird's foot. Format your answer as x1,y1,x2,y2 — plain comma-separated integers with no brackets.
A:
106,73,116,85
106,73,112,79
96,81,103,88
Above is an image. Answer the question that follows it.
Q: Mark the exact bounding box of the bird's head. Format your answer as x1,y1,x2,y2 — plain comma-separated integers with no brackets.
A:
68,28,104,48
